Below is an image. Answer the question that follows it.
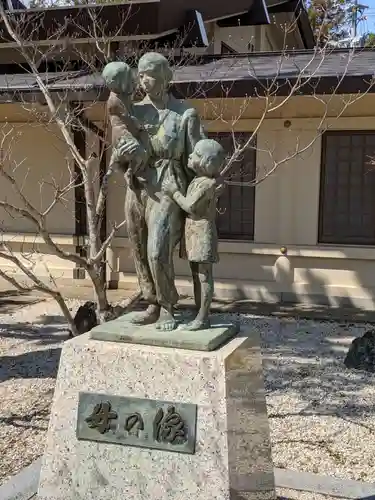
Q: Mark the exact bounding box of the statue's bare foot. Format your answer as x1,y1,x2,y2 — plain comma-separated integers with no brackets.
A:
185,318,210,331
155,307,177,331
131,304,160,325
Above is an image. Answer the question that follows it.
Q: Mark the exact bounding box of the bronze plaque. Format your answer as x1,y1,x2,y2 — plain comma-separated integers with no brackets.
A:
76,392,197,454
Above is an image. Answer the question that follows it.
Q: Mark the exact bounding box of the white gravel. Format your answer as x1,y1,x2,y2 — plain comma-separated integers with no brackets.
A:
253,314,375,483
0,298,79,486
1,299,374,496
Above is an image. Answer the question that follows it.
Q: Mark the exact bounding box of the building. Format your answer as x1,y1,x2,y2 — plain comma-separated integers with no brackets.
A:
2,1,375,310
108,50,375,310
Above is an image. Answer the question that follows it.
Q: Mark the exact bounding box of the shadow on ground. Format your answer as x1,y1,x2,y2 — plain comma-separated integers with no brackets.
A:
0,315,70,345
0,347,61,383
206,298,375,324
243,311,375,480
0,289,45,315
0,309,70,383
0,390,52,431
259,315,375,415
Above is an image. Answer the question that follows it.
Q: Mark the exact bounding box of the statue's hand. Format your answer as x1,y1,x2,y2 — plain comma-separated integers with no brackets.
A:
117,139,148,174
117,138,139,157
162,178,179,197
215,180,225,198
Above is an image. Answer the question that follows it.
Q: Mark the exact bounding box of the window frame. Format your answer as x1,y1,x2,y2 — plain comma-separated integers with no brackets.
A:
207,131,256,241
318,130,375,246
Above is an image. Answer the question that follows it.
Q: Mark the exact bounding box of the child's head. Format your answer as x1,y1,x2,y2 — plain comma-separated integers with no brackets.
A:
102,61,134,95
188,139,225,178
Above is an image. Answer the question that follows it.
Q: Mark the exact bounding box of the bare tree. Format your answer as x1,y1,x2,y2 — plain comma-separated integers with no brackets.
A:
0,2,205,330
0,5,131,330
0,121,80,334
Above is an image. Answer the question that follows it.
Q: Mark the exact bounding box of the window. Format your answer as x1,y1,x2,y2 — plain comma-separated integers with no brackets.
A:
319,131,375,245
208,132,256,240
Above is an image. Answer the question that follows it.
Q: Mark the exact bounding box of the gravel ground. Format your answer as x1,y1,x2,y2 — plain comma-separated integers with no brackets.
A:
0,298,76,486
252,314,375,483
1,299,375,498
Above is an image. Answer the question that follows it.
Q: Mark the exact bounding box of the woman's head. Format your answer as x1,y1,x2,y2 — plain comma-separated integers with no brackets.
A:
138,52,173,99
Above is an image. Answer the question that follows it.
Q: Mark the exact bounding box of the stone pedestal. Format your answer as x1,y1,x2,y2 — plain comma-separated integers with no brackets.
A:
38,325,275,499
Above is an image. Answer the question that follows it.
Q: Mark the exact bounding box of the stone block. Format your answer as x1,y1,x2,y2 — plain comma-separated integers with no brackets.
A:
38,325,275,500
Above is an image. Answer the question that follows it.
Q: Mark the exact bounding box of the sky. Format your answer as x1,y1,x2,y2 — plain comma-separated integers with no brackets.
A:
361,0,375,34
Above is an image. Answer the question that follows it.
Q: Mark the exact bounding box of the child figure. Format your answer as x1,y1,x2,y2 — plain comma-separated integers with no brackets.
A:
102,61,149,185
163,139,226,331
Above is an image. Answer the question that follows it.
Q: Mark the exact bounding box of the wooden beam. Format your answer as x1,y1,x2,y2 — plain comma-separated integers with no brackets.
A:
181,10,209,48
98,126,107,285
70,102,87,281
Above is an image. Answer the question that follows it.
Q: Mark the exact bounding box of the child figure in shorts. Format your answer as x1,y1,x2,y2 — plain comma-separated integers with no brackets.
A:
163,138,225,331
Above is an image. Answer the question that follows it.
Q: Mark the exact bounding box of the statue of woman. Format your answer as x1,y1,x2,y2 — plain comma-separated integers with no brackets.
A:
117,52,205,331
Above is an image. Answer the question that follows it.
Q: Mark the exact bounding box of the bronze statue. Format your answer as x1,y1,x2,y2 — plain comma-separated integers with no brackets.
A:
163,139,225,330
104,53,225,331
102,61,150,187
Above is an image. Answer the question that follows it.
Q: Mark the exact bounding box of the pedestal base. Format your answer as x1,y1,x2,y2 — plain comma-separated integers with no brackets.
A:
90,311,239,351
38,325,275,500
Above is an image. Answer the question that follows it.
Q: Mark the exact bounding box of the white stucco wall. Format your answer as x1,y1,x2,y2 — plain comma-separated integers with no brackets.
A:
0,122,75,234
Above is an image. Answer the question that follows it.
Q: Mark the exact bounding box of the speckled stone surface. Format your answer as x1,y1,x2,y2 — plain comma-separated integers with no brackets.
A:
38,328,275,499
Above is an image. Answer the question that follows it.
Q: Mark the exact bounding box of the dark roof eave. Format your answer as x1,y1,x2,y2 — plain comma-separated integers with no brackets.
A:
0,3,160,44
1,74,374,103
0,87,106,103
174,75,375,97
0,1,271,44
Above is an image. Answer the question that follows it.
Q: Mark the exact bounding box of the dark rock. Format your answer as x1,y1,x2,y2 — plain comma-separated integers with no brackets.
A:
100,305,124,322
344,330,375,371
69,301,98,337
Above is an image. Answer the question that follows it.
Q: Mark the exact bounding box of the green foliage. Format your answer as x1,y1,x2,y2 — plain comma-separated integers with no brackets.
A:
364,32,375,47
307,0,353,45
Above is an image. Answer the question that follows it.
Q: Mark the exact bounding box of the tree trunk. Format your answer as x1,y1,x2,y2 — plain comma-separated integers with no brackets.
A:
87,265,109,315
51,290,79,336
